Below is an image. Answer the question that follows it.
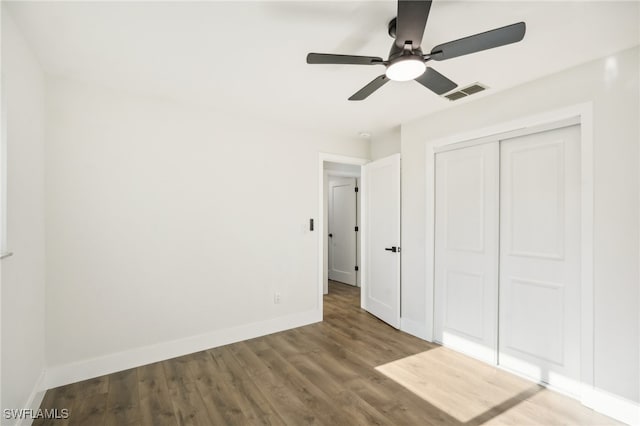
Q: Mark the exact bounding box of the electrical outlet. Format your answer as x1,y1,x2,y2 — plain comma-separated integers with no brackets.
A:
274,292,281,304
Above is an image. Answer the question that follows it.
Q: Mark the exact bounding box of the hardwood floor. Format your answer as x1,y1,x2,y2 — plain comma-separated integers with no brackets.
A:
35,280,619,425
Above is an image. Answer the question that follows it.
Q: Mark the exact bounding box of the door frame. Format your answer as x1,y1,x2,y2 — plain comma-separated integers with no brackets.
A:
318,153,368,318
424,102,594,401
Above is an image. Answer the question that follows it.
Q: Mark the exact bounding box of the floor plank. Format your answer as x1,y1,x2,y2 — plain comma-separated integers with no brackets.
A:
36,280,621,425
138,362,177,426
104,369,140,426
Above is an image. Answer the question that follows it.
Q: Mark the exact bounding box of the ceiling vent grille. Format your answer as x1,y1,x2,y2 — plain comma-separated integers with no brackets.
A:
444,83,488,101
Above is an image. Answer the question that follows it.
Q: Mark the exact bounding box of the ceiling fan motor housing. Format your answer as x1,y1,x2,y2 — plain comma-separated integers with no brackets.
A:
387,17,423,63
388,43,423,62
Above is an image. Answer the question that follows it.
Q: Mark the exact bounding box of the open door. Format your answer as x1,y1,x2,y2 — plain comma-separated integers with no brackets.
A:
362,154,400,328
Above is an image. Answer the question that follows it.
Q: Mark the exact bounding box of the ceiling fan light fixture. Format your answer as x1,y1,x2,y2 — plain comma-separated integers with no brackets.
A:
385,57,426,81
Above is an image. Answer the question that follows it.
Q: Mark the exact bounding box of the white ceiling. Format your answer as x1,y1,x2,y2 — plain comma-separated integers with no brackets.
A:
5,1,640,139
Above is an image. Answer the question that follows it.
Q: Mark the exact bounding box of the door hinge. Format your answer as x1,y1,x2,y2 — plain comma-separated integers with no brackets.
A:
355,266,359,271
354,187,359,193
354,226,359,232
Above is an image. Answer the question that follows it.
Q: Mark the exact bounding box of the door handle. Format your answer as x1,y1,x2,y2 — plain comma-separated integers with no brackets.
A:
385,246,399,253
329,233,333,238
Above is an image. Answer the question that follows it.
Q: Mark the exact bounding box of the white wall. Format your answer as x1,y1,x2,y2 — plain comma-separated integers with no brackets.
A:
44,77,369,382
370,126,400,161
0,10,47,421
401,47,640,403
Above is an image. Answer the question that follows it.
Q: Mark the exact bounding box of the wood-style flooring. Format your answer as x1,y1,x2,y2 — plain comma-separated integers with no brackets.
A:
35,280,619,425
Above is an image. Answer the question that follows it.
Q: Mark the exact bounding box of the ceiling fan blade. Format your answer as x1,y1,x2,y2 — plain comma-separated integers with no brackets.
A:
414,68,457,95
430,22,526,61
307,53,384,65
395,0,432,48
348,75,390,101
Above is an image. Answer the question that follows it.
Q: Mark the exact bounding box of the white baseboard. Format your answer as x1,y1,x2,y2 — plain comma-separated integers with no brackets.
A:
400,317,429,341
45,308,321,390
582,387,640,425
14,369,47,426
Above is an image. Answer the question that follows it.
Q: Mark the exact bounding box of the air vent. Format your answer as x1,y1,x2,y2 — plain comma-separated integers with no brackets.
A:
461,84,486,95
445,91,468,101
444,83,488,101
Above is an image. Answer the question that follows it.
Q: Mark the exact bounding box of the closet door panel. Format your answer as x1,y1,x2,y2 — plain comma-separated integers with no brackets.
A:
498,125,581,395
434,142,499,363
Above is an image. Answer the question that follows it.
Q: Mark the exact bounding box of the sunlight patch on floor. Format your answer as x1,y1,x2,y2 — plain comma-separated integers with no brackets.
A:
374,346,538,423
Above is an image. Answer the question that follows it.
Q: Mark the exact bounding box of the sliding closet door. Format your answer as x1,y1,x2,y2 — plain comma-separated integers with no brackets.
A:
498,125,581,395
434,142,499,363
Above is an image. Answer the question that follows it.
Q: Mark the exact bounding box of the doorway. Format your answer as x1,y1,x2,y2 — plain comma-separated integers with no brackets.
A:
317,154,367,312
317,153,402,329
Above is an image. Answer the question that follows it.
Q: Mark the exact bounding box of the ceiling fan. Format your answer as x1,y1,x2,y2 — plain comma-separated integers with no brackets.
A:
306,0,526,101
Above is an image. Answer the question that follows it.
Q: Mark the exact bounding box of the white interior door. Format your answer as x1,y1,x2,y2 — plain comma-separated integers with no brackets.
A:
362,154,400,328
498,125,581,395
434,142,499,363
328,177,357,286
